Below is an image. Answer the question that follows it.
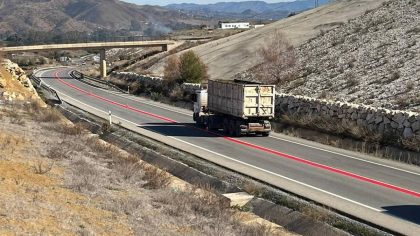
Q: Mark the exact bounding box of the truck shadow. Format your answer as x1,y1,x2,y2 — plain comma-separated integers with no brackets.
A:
140,122,259,138
382,205,420,224
140,122,220,138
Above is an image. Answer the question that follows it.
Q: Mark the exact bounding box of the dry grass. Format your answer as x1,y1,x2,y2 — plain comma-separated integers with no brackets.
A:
142,165,171,189
0,91,292,235
33,160,54,175
35,107,62,122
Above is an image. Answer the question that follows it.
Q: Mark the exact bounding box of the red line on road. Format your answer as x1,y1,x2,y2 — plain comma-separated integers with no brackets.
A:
52,69,420,199
53,71,176,123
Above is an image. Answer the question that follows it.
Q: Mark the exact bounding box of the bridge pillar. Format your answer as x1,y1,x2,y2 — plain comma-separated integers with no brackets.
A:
99,49,107,78
162,44,168,52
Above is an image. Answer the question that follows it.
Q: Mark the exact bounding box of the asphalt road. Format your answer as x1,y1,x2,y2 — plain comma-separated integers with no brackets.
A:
35,67,420,235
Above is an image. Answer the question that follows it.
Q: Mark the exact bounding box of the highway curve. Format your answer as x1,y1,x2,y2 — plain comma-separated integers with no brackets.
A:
35,67,420,235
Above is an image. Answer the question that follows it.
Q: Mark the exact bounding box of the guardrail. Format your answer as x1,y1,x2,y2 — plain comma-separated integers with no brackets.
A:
29,74,62,104
70,71,126,93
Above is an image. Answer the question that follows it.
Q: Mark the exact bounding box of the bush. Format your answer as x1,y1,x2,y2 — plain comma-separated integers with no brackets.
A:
253,30,297,85
178,51,208,84
33,160,54,175
163,55,180,82
35,108,62,123
142,165,171,189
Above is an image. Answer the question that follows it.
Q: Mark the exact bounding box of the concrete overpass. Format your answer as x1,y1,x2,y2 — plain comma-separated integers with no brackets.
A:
0,41,175,78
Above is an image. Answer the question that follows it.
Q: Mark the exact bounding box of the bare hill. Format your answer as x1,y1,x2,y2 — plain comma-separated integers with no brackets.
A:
149,0,387,79
0,0,206,36
275,0,420,111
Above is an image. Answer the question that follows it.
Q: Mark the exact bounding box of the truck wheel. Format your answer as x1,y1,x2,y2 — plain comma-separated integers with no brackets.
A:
232,121,241,137
262,132,270,137
208,116,216,131
223,118,229,134
229,120,235,136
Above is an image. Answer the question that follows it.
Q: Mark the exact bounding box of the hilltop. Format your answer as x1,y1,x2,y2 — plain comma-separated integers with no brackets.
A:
165,0,330,20
0,0,208,37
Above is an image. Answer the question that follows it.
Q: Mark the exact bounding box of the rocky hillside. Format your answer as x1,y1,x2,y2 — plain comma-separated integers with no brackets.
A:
149,0,387,80
279,0,419,112
0,59,39,101
0,0,207,36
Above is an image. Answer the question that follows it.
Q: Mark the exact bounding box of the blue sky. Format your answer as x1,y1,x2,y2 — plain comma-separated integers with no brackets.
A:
123,0,293,6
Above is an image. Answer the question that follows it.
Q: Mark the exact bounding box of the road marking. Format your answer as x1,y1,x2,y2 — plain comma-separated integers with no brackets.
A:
45,68,420,199
42,69,420,176
269,135,420,176
60,70,420,177
50,86,385,213
169,136,383,212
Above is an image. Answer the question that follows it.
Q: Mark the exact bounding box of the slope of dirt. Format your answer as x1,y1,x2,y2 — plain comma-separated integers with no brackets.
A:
149,0,387,79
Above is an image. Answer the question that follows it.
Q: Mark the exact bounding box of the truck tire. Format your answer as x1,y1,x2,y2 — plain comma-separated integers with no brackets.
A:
234,121,242,137
223,118,229,134
229,120,235,136
208,116,216,131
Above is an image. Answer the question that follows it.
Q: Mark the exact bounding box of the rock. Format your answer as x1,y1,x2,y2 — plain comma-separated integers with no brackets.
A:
403,127,414,138
391,121,399,129
366,113,375,122
403,120,411,128
375,116,383,124
412,121,420,132
392,113,406,125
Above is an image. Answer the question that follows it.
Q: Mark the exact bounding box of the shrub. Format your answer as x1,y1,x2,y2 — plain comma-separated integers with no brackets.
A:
33,160,54,175
68,159,99,192
163,55,180,82
46,146,69,160
253,30,297,85
35,108,62,123
178,51,208,84
150,92,162,101
57,123,85,135
142,165,171,189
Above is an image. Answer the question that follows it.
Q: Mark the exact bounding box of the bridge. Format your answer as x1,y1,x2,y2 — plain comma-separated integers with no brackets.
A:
0,41,175,78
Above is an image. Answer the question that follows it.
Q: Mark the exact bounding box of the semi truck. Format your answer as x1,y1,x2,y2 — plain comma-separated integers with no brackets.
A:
193,79,275,137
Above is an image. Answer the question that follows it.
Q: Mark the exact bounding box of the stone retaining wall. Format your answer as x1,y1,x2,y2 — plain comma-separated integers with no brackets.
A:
276,93,420,149
111,72,419,149
111,71,201,93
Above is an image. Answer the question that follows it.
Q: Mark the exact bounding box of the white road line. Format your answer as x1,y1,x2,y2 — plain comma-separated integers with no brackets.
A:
38,68,419,177
269,135,420,176
62,69,193,116
55,89,384,213
169,136,383,212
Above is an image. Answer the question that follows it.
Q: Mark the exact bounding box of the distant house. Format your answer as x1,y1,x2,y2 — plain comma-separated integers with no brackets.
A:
252,24,265,29
219,22,250,29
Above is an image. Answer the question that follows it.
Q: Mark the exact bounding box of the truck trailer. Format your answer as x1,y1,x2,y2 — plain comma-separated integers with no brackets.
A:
193,79,275,137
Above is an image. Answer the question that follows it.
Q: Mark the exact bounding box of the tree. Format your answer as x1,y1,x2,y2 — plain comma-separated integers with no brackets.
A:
253,30,297,84
163,55,180,83
178,51,208,84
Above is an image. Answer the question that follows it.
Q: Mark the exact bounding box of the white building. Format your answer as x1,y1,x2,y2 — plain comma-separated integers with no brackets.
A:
219,22,250,29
